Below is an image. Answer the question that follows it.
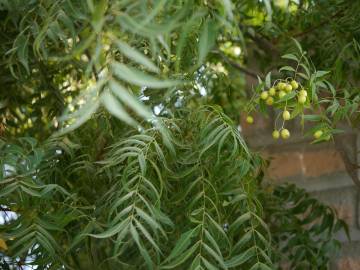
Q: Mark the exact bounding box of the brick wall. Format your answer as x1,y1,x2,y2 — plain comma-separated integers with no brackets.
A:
240,113,360,269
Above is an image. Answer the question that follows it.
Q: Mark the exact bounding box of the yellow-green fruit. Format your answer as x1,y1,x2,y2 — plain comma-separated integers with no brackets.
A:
281,129,290,139
266,97,274,106
269,87,276,96
285,84,293,92
290,80,299,89
314,130,323,139
246,116,254,124
282,110,291,120
299,89,307,97
272,130,280,139
298,95,307,104
277,82,286,91
260,91,269,100
325,135,331,141
278,91,286,99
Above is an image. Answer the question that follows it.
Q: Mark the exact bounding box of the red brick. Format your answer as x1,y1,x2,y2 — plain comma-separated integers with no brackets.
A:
333,203,354,226
337,257,360,270
240,113,271,135
265,149,345,180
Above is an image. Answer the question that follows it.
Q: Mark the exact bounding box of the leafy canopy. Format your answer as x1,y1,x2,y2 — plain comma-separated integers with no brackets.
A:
1,0,357,269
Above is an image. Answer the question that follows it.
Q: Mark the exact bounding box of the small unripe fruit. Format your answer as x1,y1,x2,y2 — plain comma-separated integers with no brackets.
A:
278,91,286,99
314,130,323,139
325,135,331,141
246,116,254,124
281,129,290,139
282,110,291,120
269,87,276,96
272,130,280,139
277,82,286,91
260,91,269,100
285,84,293,92
266,97,274,106
299,89,307,97
290,80,299,89
298,95,306,104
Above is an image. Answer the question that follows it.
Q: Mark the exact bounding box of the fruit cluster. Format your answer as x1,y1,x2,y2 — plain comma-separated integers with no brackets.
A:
245,79,326,141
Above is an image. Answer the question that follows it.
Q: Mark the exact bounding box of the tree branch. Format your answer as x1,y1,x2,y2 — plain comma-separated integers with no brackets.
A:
214,51,260,79
334,134,360,190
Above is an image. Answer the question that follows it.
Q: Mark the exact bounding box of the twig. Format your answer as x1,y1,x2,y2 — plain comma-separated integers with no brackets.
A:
291,9,344,39
334,134,360,190
214,51,260,79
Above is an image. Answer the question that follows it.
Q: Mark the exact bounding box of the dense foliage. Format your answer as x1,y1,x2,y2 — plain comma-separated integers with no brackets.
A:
1,0,358,269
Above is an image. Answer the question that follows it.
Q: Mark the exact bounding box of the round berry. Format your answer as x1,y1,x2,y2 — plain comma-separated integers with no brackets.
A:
281,129,290,139
299,89,307,97
285,84,293,92
325,135,331,141
298,95,306,104
260,91,269,100
272,130,280,139
278,91,286,99
269,87,276,96
246,116,254,124
314,130,323,139
282,110,291,120
277,82,286,91
290,80,299,90
266,97,274,106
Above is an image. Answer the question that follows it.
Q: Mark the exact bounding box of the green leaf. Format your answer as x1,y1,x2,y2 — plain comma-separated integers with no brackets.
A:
291,38,303,54
101,91,138,126
230,212,251,231
198,19,218,65
164,226,201,263
130,224,154,270
303,114,322,121
89,217,130,238
203,243,226,268
161,242,200,269
279,66,295,73
109,80,152,119
202,257,218,270
115,40,160,73
281,53,298,61
225,247,256,267
314,70,330,78
134,218,161,253
222,0,233,20
265,72,271,88
112,62,179,88
16,34,30,73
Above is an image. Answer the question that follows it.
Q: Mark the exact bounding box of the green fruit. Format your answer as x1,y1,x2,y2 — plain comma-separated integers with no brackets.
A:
278,91,286,99
272,130,280,139
277,82,286,91
299,89,307,97
285,84,293,92
290,80,299,89
266,97,274,106
314,130,323,139
282,110,291,120
298,95,306,104
246,116,254,124
260,91,269,100
269,87,276,96
281,129,290,139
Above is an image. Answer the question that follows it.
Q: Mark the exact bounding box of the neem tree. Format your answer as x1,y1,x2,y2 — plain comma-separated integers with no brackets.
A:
1,1,359,269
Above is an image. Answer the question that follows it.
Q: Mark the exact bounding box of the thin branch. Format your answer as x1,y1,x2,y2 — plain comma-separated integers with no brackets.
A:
291,9,344,39
334,135,360,190
214,51,260,79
